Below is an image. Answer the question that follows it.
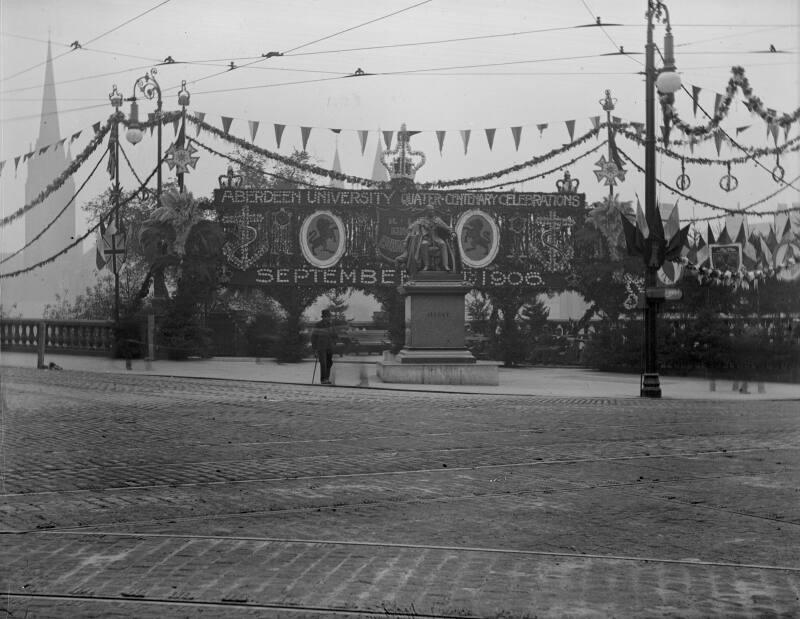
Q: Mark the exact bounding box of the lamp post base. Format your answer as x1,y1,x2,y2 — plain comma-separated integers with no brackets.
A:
640,373,662,398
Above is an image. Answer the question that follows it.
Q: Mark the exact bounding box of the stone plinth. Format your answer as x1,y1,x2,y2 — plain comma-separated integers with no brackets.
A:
375,272,500,386
377,353,499,386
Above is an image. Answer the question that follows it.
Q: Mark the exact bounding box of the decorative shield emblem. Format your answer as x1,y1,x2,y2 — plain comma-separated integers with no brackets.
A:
376,209,412,263
456,210,499,268
300,210,345,268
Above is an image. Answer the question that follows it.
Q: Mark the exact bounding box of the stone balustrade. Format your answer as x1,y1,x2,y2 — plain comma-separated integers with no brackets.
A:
1,319,115,357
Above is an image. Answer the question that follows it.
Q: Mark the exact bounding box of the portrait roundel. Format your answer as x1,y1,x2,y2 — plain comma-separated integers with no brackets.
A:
456,210,499,268
300,210,346,268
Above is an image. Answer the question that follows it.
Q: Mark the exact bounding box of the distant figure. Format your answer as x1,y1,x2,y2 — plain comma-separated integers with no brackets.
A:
396,205,459,276
311,309,338,385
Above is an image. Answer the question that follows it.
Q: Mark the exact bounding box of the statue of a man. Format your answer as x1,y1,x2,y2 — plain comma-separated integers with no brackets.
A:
397,205,460,276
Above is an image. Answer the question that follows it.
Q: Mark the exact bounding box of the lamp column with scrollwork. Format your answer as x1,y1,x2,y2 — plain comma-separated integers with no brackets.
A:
109,85,124,325
125,69,163,204
642,0,682,397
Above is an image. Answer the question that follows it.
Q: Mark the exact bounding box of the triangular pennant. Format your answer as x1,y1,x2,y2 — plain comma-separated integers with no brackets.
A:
330,128,341,134
706,223,716,246
664,203,681,240
301,126,312,151
70,131,82,142
194,111,206,135
484,128,496,151
713,129,723,155
635,196,649,240
371,137,389,182
735,125,751,136
92,121,101,133
23,152,34,162
172,118,180,136
0,161,4,177
460,129,471,155
611,116,622,127
96,219,107,271
38,146,49,155
770,123,780,146
621,213,646,258
248,120,260,142
358,130,369,155
274,123,285,148
632,122,645,136
590,116,600,130
783,124,791,142
714,93,723,117
661,125,671,147
510,126,522,151
57,138,66,149
382,130,393,149
692,85,702,117
436,130,446,154
565,120,576,142
221,116,234,134
536,123,548,137
14,156,21,172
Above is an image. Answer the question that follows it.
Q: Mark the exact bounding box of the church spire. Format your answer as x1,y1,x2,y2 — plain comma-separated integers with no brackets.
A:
36,39,62,148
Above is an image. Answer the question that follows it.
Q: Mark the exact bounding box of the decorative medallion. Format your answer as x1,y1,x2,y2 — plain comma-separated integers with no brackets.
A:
456,210,500,269
165,141,199,174
718,162,738,192
530,210,576,272
300,210,346,268
593,154,626,186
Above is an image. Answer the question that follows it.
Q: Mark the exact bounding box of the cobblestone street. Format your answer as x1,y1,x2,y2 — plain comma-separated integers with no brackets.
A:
1,367,798,617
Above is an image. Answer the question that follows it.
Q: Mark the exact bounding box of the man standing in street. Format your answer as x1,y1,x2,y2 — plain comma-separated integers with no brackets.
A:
311,309,337,385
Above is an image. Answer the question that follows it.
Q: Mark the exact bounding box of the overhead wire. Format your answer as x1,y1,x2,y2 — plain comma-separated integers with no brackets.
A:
0,0,173,83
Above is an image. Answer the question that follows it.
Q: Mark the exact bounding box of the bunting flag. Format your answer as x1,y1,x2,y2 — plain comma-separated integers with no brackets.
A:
382,130,393,149
70,131,81,142
612,116,622,126
436,130,446,154
330,128,341,134
358,130,368,155
565,120,576,142
784,124,791,142
57,138,66,149
95,219,107,270
300,126,312,151
664,203,681,240
736,125,751,136
371,137,389,182
632,122,645,137
274,123,285,148
536,123,548,137
460,129,471,155
695,232,709,266
706,223,717,246
590,116,600,130
173,118,180,136
725,214,744,243
194,112,206,135
23,152,34,162
692,85,702,117
38,146,49,156
248,120,260,142
92,122,101,134
713,129,723,155
510,126,522,151
484,128,496,151
14,156,21,173
0,161,4,177
770,123,780,145
221,116,234,135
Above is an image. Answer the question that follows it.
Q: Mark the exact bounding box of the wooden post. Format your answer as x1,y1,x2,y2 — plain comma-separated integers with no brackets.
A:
37,320,46,369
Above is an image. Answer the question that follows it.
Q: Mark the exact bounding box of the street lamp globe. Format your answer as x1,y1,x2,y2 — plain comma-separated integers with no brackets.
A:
656,70,682,94
125,100,144,145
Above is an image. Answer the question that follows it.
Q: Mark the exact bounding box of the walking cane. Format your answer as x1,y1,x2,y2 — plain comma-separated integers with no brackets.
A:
311,356,318,385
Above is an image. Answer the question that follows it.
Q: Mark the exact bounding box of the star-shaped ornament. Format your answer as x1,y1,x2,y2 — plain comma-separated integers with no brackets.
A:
165,142,200,174
593,154,626,186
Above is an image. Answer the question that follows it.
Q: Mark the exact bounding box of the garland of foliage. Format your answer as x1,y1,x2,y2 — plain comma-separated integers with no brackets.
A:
0,148,108,267
0,115,114,227
0,159,162,279
617,148,800,217
619,128,800,166
187,114,385,188
665,66,800,137
465,140,607,191
188,137,323,189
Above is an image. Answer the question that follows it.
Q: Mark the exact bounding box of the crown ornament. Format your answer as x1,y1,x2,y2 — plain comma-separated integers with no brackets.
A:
381,123,426,186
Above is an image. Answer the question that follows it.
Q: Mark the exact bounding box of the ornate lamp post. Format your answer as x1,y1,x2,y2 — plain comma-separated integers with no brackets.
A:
108,85,124,325
642,1,681,397
125,69,163,204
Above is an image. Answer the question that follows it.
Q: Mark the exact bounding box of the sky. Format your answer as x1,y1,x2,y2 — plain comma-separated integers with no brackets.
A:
1,0,799,279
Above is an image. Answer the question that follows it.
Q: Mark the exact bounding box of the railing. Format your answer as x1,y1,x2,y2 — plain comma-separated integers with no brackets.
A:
1,319,116,357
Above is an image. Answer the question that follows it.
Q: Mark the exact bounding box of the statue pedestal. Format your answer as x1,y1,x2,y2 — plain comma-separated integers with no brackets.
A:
376,272,499,386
